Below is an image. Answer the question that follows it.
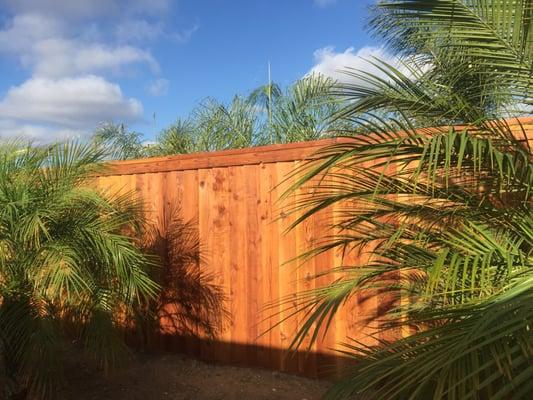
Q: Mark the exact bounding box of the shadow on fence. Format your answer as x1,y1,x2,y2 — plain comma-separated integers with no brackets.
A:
131,206,230,347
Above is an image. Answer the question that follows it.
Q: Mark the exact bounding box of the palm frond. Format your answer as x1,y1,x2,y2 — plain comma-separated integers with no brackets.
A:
0,142,159,399
282,2,532,398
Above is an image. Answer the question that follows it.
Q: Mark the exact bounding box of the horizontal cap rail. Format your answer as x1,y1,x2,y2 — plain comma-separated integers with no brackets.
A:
100,117,533,176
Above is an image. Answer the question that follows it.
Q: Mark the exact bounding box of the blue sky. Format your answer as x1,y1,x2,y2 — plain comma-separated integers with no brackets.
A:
0,0,383,141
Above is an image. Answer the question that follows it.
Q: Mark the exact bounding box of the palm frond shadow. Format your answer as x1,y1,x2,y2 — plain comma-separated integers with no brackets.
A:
134,205,230,345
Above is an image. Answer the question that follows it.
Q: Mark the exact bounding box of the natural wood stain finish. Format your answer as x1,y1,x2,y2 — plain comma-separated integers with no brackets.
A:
97,118,533,378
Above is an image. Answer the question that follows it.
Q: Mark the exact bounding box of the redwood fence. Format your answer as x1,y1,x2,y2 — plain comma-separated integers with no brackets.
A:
97,118,533,378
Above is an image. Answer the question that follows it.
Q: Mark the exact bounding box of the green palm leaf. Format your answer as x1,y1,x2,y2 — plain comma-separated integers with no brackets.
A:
0,142,159,399
283,1,533,399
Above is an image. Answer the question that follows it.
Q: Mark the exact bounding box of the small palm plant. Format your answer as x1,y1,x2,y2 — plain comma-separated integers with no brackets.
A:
0,142,159,399
270,74,348,143
287,0,532,399
92,123,147,160
149,119,198,156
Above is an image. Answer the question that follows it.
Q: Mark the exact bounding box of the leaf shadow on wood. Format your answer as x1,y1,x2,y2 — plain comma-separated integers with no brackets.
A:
133,204,230,347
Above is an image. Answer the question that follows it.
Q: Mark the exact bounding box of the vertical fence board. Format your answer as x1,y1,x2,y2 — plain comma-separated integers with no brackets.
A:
275,161,299,374
208,168,232,363
258,162,281,370
294,160,318,377
244,164,261,367
182,169,201,356
227,165,247,365
197,169,215,360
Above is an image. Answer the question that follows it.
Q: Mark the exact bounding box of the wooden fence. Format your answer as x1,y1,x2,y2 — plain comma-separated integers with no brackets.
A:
97,117,533,378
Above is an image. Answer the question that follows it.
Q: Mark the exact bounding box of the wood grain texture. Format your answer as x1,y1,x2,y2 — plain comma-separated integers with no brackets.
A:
96,119,533,377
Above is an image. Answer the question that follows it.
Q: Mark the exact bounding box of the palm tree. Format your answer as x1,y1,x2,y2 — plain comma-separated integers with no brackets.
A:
248,75,349,144
248,81,282,143
190,96,262,151
270,73,348,143
148,119,197,156
92,123,147,160
286,1,532,399
0,142,159,399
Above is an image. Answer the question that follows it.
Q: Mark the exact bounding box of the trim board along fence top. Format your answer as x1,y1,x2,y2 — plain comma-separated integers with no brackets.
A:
97,117,533,378
101,116,533,176
102,137,344,175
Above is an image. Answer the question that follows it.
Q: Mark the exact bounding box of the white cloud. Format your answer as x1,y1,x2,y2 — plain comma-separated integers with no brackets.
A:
0,14,158,78
314,0,337,7
0,76,143,130
0,0,171,19
172,24,199,44
0,13,63,53
309,46,412,85
0,119,85,142
0,0,195,141
147,78,169,96
115,19,165,43
115,19,198,45
32,39,159,78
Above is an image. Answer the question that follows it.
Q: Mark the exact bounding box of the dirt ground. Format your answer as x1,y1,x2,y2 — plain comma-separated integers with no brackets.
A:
61,352,330,400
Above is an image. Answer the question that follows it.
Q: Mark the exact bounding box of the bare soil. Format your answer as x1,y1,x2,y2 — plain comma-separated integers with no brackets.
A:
61,352,330,400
